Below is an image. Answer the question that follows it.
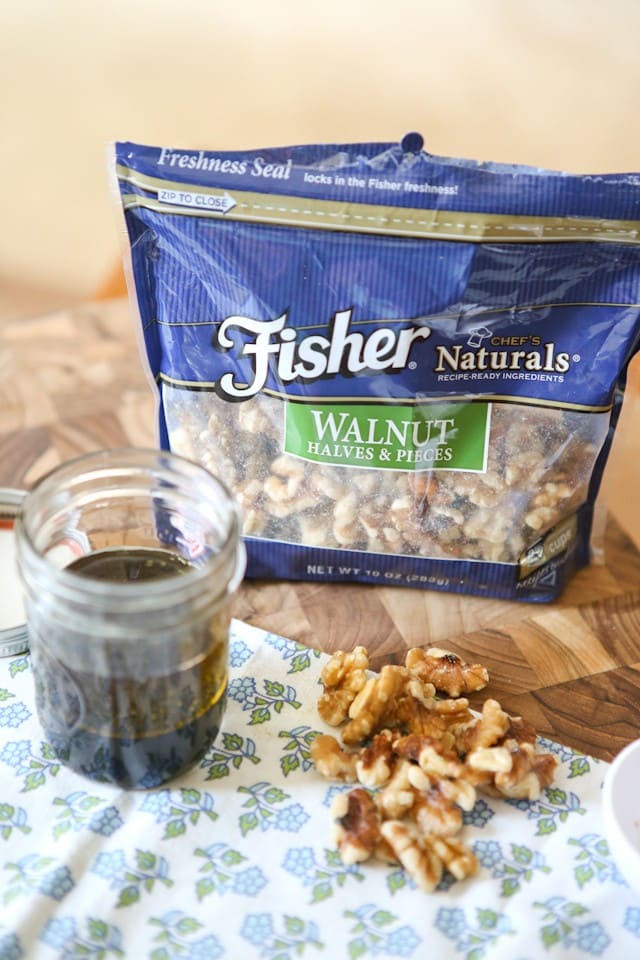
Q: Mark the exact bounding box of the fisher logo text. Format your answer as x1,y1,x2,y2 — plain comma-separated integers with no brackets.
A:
212,309,431,400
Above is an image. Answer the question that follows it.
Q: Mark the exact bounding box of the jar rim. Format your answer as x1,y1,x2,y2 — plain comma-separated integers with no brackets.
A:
15,447,245,611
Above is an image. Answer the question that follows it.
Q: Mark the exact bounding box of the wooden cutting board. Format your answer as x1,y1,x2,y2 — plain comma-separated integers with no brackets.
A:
1,298,639,761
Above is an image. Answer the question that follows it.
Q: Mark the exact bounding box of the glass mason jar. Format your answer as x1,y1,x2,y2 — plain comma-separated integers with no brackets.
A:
15,448,245,789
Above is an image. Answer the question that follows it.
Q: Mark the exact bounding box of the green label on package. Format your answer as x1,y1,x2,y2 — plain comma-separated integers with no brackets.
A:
284,401,491,471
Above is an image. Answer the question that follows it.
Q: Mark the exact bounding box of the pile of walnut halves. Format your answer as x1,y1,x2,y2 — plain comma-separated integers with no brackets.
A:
310,646,557,893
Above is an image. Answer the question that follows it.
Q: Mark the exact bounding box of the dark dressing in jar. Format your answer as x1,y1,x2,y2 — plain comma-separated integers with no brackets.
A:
32,546,228,789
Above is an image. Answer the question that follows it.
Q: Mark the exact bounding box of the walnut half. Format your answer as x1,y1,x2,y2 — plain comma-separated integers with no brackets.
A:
405,647,489,698
317,646,369,727
330,788,381,864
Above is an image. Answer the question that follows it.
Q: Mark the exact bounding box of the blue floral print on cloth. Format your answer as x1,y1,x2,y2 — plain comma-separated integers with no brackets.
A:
0,619,638,960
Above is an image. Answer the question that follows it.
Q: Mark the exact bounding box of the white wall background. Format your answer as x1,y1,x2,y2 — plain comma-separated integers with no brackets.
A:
2,0,640,301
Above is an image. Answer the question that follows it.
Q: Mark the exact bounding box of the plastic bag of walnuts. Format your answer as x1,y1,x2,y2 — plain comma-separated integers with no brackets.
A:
113,134,640,601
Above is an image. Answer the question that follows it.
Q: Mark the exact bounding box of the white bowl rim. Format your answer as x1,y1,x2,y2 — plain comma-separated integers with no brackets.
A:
603,738,640,891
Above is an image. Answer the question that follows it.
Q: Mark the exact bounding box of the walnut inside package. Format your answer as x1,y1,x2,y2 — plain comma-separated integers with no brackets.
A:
169,391,603,565
310,646,557,893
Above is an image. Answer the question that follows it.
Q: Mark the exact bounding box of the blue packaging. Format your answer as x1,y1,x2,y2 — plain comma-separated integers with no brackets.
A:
113,134,640,601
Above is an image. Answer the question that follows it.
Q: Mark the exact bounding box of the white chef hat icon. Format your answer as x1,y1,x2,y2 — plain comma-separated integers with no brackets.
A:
466,326,493,348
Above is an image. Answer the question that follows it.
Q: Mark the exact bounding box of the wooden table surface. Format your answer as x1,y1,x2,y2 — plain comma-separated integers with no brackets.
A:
1,298,639,762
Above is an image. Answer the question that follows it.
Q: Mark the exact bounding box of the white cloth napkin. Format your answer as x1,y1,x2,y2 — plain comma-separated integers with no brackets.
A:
0,618,638,959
